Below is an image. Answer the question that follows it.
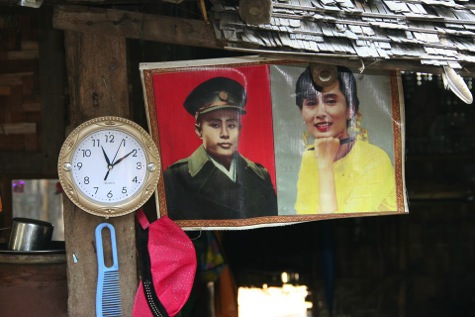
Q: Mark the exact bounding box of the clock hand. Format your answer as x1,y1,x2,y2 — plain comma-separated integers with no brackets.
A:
101,146,112,166
110,139,125,166
102,146,113,181
104,139,129,180
112,149,135,167
104,168,112,181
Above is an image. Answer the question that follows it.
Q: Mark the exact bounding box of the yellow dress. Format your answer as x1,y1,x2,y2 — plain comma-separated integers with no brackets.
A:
295,140,397,214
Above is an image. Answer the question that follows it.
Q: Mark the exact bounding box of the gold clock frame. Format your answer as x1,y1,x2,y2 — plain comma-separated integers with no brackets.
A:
57,116,161,218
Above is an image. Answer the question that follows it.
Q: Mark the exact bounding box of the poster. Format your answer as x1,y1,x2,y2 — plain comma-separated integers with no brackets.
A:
140,56,408,229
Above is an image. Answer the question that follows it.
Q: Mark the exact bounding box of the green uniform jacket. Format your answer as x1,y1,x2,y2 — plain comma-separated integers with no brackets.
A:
164,146,278,220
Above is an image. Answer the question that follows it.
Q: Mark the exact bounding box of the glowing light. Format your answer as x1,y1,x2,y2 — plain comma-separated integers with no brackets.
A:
238,284,312,317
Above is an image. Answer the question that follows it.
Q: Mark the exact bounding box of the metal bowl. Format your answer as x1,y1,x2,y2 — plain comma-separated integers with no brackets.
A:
8,218,54,251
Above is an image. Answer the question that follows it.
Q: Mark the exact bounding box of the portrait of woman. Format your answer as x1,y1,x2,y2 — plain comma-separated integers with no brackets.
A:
292,66,397,214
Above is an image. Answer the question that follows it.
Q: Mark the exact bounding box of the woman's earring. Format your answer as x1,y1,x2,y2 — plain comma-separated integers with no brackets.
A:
349,112,368,142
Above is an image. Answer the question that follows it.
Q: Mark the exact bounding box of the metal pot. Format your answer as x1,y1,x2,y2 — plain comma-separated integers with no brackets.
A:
8,218,54,251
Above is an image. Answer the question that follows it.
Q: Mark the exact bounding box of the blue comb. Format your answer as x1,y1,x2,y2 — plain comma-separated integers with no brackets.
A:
95,223,122,317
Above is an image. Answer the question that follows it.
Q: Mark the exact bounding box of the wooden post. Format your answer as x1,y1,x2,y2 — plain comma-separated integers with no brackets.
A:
62,31,137,317
38,7,66,176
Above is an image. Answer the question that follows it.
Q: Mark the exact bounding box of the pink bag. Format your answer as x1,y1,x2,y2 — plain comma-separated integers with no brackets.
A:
133,209,197,317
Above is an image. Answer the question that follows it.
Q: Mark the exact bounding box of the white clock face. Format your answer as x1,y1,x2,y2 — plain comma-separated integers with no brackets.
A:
71,129,148,205
58,116,161,217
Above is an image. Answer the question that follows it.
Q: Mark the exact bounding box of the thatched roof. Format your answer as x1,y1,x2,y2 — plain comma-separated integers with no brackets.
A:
210,0,475,73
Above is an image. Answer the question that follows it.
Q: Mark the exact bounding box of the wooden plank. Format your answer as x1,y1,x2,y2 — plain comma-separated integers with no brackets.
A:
0,152,48,175
20,101,41,112
10,111,41,122
19,73,36,95
0,135,36,151
6,50,39,60
62,31,137,317
0,72,35,83
6,86,22,116
255,51,475,75
21,40,39,50
0,77,22,86
52,5,222,50
0,86,11,95
0,123,36,134
0,177,13,243
0,60,37,73
24,133,40,151
0,0,143,6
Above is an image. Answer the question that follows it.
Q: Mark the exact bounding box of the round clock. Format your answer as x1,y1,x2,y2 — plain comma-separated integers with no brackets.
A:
58,116,161,218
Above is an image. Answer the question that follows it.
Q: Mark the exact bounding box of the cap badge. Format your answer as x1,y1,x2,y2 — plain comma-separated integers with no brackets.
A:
218,91,229,101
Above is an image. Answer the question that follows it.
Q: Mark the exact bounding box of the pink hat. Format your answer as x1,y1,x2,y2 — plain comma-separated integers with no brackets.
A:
133,209,197,317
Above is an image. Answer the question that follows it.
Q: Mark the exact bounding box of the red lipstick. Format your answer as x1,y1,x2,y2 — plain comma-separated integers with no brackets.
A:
315,122,332,132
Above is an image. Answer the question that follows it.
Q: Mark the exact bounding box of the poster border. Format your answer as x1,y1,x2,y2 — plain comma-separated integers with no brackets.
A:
141,56,407,230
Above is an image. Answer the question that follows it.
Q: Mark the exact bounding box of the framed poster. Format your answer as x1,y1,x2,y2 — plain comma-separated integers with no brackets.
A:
140,56,408,229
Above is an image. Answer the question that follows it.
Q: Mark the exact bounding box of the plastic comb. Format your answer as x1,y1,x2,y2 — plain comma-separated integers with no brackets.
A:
95,223,122,317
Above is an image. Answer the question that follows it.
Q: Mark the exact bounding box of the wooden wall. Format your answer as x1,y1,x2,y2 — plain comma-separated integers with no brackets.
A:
0,13,40,152
0,6,65,167
1,3,475,317
0,6,66,242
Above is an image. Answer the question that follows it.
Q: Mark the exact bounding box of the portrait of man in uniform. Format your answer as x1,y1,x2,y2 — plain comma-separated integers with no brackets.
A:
161,73,278,220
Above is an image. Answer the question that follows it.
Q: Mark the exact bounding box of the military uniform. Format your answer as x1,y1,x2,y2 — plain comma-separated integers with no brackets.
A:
164,145,278,220
163,76,278,220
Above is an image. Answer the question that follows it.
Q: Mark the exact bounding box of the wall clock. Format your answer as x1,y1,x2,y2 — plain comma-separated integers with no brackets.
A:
58,116,161,218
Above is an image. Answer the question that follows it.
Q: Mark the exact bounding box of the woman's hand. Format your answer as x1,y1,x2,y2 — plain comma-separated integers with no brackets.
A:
313,137,340,168
312,137,340,213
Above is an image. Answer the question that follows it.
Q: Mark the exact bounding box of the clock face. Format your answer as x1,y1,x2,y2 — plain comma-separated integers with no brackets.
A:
58,116,161,217
71,129,147,204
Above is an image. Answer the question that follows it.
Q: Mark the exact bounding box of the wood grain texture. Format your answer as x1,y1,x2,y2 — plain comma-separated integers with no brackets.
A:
238,0,272,25
62,31,138,317
53,5,222,50
38,8,67,174
0,259,68,317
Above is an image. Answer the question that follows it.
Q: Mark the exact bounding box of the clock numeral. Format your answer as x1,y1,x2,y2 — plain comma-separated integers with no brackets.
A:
107,191,113,198
84,176,90,184
132,149,138,157
94,187,99,194
81,149,92,158
132,176,138,183
76,162,83,170
136,162,142,170
105,134,115,143
92,139,100,147
122,187,127,194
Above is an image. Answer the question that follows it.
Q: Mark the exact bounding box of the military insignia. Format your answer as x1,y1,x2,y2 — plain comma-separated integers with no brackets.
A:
218,91,229,101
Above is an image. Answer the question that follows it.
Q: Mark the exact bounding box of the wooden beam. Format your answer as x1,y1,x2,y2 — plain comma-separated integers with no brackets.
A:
0,153,47,177
0,0,160,6
53,5,223,50
62,30,137,317
0,123,36,134
252,51,475,75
